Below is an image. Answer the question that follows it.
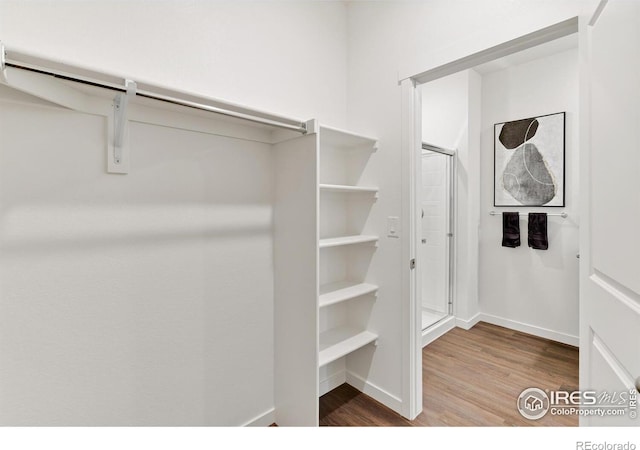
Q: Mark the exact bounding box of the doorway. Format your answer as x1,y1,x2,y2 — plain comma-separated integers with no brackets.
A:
400,17,581,420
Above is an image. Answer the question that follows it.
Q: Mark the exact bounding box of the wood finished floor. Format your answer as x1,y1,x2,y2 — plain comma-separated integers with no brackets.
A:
319,322,579,426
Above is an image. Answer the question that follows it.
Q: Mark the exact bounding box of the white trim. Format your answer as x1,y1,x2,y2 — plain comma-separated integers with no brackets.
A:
242,408,275,427
422,316,456,347
588,0,609,26
591,272,640,315
478,314,579,347
592,334,637,391
318,371,347,397
399,17,579,83
400,78,422,421
577,11,592,427
455,312,482,331
346,371,403,415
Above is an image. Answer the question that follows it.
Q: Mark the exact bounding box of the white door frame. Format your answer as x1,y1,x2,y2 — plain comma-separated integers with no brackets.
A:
400,16,581,420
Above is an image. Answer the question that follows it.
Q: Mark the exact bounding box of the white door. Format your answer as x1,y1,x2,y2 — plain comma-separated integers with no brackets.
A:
581,0,640,426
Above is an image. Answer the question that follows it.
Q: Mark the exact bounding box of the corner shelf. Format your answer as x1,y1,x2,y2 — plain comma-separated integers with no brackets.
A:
318,326,378,367
319,281,378,308
319,125,378,149
319,235,378,249
319,183,379,194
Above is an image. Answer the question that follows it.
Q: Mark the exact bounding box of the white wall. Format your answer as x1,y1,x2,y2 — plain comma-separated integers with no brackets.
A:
478,48,580,344
346,0,587,412
0,95,277,425
0,0,348,426
421,71,469,150
0,0,347,126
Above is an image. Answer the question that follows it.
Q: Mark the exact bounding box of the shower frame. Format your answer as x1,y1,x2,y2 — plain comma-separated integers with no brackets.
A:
421,142,456,321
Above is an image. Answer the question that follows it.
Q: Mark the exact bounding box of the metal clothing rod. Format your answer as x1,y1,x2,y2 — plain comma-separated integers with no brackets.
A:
136,90,307,133
489,210,568,218
2,45,308,134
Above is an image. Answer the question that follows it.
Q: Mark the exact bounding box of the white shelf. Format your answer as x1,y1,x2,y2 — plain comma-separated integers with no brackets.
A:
319,281,378,308
319,125,378,149
319,184,379,194
318,326,378,367
319,235,378,248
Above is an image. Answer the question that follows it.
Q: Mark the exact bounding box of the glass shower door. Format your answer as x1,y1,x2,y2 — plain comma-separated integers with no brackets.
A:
420,149,452,330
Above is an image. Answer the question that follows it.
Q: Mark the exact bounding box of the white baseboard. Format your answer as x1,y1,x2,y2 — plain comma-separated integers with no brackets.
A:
422,315,456,347
319,371,347,397
478,313,579,347
455,312,481,330
345,371,403,415
242,408,275,427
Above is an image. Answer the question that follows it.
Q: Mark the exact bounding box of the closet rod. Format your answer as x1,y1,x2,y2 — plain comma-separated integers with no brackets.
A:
489,211,568,218
2,46,308,134
136,90,308,133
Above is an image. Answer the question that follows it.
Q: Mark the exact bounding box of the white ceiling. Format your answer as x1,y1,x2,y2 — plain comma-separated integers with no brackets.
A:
473,33,579,75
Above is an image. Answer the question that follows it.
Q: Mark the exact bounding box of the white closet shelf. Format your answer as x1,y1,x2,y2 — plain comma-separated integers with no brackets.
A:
319,125,378,149
319,281,378,308
319,235,379,248
319,184,379,194
319,326,378,367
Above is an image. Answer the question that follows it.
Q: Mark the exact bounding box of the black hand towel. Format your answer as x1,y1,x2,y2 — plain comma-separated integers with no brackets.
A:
502,212,521,248
528,212,548,250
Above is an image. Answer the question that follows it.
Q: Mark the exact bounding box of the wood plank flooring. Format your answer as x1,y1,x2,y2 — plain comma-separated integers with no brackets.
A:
319,322,579,426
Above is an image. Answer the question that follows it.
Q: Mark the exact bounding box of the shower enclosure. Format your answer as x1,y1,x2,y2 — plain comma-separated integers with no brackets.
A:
420,143,454,332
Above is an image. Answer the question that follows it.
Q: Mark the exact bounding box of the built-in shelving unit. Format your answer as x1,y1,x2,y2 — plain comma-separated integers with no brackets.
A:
274,123,379,425
319,281,378,308
319,326,379,367
317,125,379,402
319,125,378,149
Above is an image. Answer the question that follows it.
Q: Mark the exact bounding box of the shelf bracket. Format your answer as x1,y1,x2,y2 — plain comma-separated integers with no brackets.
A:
0,42,7,84
304,118,318,135
110,79,136,174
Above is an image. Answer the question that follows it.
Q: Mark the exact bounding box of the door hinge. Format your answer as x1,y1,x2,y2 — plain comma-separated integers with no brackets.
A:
410,258,416,270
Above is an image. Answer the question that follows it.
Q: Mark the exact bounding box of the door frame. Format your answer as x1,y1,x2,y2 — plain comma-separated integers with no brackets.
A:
400,16,583,420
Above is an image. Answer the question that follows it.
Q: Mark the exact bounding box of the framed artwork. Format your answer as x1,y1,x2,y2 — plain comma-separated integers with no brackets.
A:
494,112,565,207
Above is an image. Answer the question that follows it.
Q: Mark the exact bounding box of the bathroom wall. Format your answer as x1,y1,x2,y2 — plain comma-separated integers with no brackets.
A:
478,47,580,345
